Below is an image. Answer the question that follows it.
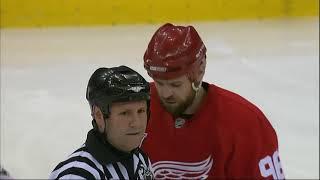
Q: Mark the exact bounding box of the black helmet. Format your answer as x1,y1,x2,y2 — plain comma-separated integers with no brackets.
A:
86,66,150,118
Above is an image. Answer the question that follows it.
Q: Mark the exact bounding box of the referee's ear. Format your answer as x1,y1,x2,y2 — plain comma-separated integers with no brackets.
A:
93,105,106,133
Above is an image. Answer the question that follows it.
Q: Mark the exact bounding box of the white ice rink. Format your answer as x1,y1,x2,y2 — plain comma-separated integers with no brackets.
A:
1,17,319,179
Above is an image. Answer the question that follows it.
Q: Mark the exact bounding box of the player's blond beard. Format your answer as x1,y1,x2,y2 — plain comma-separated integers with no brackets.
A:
160,88,197,118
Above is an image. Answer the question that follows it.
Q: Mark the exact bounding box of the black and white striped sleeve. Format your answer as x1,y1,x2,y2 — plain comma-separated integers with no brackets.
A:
49,148,105,179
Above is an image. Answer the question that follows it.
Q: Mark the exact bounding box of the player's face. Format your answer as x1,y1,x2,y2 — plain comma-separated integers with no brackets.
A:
154,75,195,117
105,100,148,152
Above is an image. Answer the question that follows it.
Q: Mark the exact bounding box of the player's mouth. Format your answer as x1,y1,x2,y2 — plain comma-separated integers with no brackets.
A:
164,100,176,104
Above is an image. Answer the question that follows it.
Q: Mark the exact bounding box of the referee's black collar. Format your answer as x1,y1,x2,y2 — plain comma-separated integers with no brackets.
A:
85,129,138,164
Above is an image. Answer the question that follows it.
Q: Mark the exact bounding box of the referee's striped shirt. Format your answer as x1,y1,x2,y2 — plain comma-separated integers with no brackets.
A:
49,129,154,179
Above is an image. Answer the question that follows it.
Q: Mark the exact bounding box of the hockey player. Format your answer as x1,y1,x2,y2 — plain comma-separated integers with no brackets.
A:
142,23,285,179
50,66,154,179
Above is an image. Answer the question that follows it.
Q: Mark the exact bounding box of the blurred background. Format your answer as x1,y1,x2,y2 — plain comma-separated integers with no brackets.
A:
1,0,319,179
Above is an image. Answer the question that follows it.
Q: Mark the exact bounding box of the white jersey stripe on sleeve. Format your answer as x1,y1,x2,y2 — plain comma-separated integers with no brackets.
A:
69,151,104,174
50,161,100,179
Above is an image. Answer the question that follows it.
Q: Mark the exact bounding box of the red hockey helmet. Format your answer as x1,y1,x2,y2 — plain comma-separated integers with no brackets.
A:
143,23,207,81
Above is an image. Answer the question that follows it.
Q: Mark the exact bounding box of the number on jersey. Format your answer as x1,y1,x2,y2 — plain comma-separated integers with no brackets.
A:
259,150,285,179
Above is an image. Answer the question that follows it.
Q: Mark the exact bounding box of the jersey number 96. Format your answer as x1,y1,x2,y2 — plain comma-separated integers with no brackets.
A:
259,150,285,179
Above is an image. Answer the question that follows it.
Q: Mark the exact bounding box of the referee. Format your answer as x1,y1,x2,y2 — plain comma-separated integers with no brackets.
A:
49,66,154,179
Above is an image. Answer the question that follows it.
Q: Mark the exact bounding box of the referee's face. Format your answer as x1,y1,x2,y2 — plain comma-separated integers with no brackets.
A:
105,100,148,152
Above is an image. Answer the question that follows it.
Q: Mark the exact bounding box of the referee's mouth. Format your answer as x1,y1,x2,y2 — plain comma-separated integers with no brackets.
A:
126,132,141,135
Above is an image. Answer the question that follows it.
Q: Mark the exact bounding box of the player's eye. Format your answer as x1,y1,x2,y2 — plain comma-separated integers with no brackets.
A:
171,82,182,87
138,108,146,114
119,111,128,116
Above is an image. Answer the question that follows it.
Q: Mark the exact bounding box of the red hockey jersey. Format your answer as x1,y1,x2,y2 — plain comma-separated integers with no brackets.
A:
142,82,284,179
